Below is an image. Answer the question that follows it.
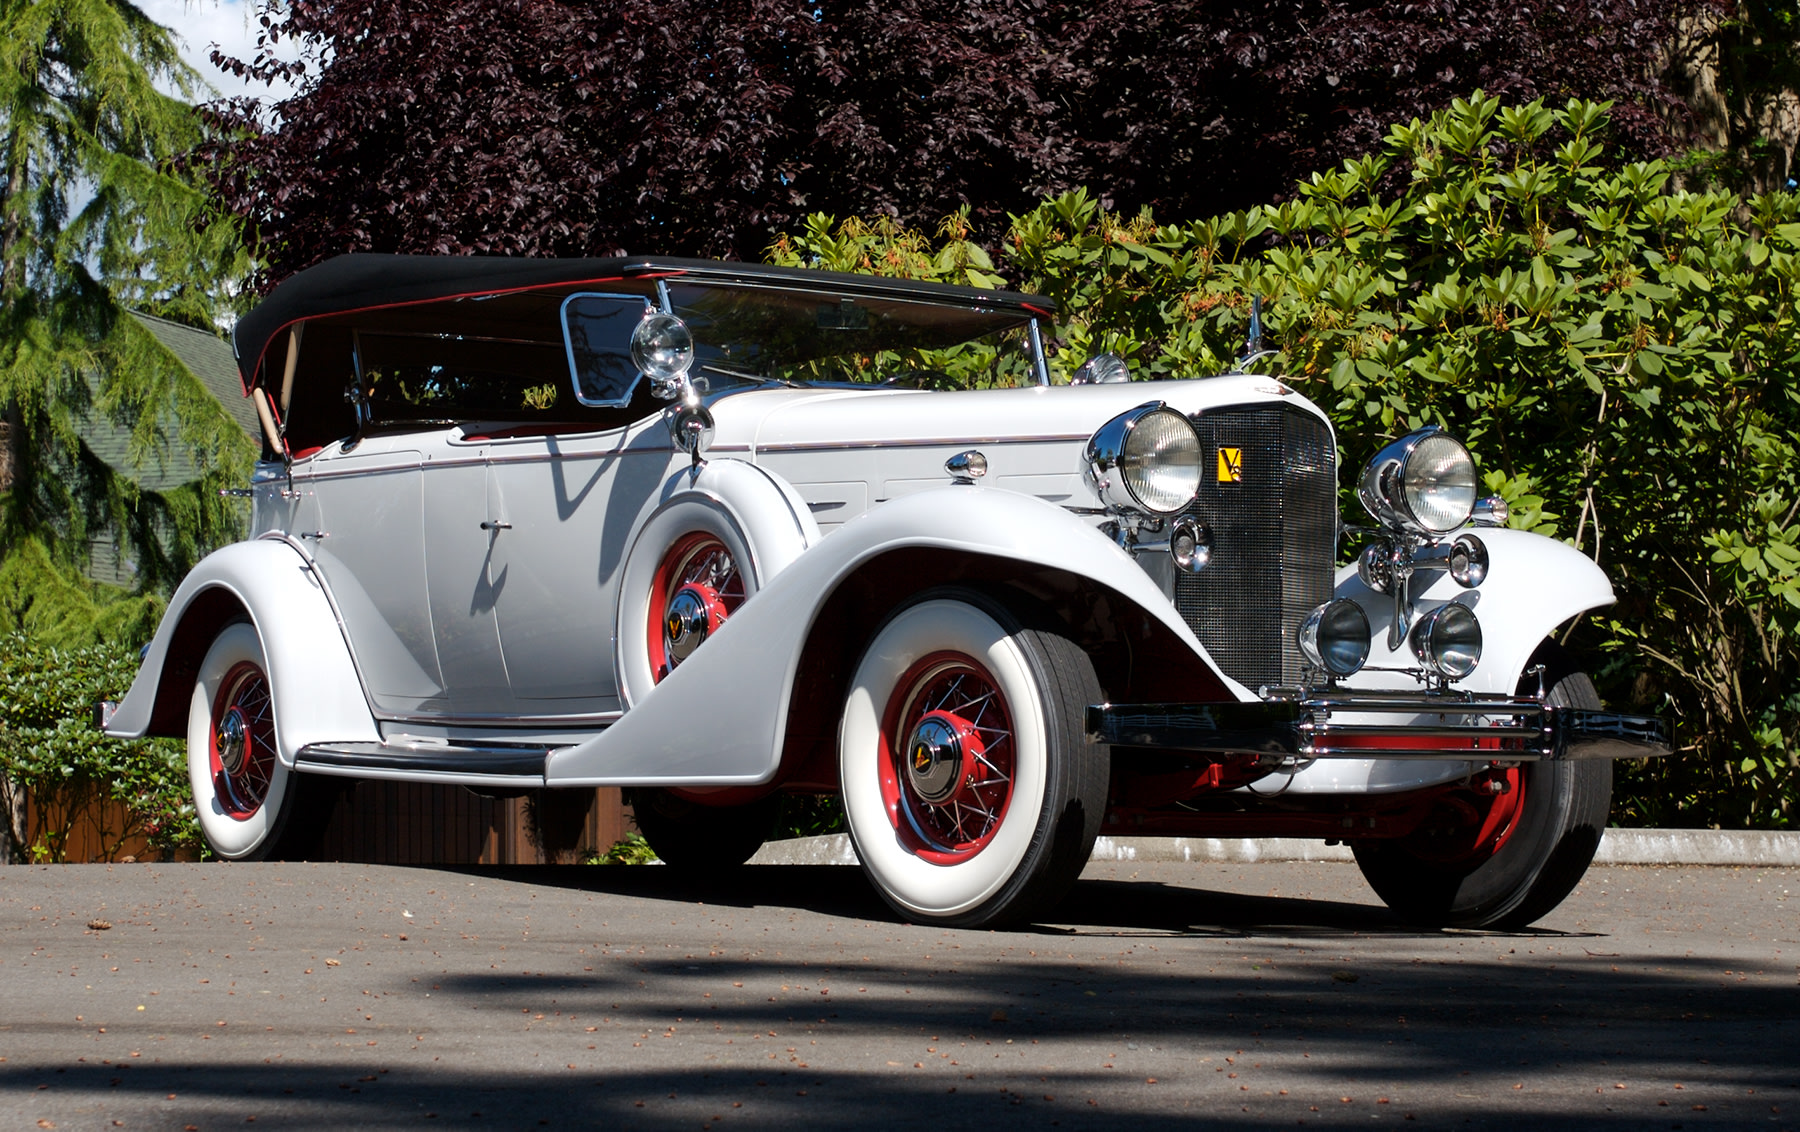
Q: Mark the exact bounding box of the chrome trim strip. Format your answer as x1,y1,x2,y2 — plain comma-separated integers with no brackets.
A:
296,739,552,778
752,434,1088,455
300,445,667,483
373,709,625,727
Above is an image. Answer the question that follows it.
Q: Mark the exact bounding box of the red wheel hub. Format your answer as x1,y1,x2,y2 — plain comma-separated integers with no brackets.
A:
878,653,1015,865
1402,766,1527,866
647,533,745,682
209,661,276,821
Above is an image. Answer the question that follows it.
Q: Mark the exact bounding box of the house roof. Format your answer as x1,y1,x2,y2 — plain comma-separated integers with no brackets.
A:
75,313,256,494
72,313,256,588
132,312,261,440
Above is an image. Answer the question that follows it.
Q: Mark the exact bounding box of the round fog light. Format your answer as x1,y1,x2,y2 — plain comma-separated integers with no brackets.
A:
1170,517,1211,574
1410,602,1483,679
1298,598,1371,678
1447,533,1488,588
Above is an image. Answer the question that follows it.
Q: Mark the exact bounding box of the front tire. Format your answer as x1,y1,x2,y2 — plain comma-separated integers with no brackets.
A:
1353,643,1613,930
839,590,1107,928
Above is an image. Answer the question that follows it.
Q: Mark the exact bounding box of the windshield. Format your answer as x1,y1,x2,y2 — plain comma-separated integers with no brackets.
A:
662,281,1041,392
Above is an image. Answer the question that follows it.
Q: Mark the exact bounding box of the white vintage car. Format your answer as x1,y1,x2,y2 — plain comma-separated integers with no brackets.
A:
101,255,1667,929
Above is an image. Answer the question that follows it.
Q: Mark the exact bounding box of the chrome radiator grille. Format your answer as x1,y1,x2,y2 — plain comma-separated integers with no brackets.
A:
1173,404,1337,690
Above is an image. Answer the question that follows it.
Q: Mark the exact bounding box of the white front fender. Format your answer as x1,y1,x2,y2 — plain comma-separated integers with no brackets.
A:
1276,526,1616,796
548,486,1239,786
1338,526,1614,697
103,536,381,765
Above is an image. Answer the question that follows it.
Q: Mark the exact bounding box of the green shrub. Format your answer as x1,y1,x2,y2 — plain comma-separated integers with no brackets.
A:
0,634,202,861
588,830,659,865
771,92,1799,829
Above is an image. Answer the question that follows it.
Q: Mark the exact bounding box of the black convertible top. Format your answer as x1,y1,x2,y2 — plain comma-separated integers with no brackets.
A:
231,253,1055,392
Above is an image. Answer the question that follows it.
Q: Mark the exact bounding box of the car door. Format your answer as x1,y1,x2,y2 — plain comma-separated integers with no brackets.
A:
420,440,515,718
483,426,668,716
299,439,446,716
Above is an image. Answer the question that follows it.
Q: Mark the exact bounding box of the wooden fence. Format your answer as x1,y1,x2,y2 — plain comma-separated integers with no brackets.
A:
13,782,633,865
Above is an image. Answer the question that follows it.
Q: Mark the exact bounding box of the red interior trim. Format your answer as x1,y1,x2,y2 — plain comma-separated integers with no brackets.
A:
459,423,604,442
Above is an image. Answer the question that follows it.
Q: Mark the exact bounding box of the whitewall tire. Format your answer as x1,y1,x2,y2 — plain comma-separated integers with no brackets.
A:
1352,642,1614,929
839,590,1107,928
187,621,295,860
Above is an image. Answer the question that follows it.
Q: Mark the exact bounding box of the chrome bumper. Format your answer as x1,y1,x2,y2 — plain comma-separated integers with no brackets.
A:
1086,689,1671,762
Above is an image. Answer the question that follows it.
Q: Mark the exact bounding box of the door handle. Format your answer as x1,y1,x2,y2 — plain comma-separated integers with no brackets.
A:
479,520,512,531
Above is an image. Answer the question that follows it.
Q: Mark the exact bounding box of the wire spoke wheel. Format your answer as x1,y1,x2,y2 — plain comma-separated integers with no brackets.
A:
840,590,1107,928
880,654,1017,864
647,532,746,683
1353,642,1613,930
209,661,278,820
187,621,305,860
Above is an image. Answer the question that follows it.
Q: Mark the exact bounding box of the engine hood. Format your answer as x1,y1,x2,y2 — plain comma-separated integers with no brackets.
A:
702,374,1331,457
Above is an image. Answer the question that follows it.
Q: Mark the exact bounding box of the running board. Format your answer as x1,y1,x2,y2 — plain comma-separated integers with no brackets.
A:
295,740,553,787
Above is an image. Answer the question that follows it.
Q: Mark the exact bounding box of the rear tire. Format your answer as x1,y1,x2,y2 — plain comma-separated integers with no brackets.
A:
1353,643,1612,930
627,788,778,870
187,622,335,860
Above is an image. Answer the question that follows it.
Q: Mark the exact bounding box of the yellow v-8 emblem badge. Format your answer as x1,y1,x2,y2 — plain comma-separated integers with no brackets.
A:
1217,447,1244,483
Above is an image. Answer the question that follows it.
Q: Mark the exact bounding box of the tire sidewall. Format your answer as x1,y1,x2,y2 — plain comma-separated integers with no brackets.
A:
1439,667,1611,924
840,594,1054,922
187,621,292,861
1356,654,1613,928
615,494,759,709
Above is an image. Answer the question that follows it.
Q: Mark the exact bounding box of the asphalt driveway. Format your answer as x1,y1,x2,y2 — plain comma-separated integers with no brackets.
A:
2,858,1795,1129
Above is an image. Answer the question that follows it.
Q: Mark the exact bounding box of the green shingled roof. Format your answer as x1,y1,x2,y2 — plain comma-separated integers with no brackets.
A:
74,313,256,494
131,312,260,440
74,313,256,587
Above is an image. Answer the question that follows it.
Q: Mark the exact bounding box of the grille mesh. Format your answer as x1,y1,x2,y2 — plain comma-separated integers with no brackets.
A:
1173,404,1337,690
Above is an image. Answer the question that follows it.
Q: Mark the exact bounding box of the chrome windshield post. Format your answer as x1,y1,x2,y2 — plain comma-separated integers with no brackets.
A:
1027,319,1051,387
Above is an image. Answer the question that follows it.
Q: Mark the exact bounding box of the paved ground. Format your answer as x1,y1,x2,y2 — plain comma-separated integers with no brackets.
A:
1,859,1795,1130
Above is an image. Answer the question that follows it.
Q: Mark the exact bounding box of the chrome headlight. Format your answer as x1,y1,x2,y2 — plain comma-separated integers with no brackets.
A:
1085,403,1202,515
631,311,695,383
1357,427,1478,535
1409,602,1482,679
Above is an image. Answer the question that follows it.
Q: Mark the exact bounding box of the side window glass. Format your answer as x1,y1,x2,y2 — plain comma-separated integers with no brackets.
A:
563,293,652,407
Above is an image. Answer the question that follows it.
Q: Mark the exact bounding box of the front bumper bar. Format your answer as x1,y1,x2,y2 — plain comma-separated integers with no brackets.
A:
1087,690,1671,762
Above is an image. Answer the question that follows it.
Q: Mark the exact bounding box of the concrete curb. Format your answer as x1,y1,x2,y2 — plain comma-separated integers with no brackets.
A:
748,829,1800,868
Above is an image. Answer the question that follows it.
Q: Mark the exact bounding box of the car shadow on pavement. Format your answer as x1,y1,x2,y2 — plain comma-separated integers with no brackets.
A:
426,862,1581,940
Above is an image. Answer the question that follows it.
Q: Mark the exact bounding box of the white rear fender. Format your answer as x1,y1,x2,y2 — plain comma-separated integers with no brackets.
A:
1280,527,1616,796
549,486,1240,786
102,536,380,764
